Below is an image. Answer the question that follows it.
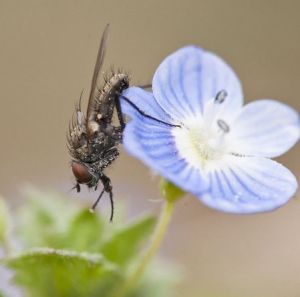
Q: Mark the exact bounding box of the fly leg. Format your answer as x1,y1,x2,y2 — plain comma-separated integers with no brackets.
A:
90,174,114,221
71,183,81,193
138,83,152,89
100,174,114,222
90,187,105,212
114,95,126,131
114,84,153,130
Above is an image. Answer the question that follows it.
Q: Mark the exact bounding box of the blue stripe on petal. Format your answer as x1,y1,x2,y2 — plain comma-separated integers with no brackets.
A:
214,171,233,202
197,156,298,214
164,159,187,175
219,170,235,198
227,168,261,202
228,100,300,158
153,46,243,122
209,172,226,201
236,166,278,195
168,59,187,114
178,52,195,114
123,116,210,194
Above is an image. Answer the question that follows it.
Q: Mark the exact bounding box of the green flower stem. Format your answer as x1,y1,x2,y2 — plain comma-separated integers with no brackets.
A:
116,199,175,297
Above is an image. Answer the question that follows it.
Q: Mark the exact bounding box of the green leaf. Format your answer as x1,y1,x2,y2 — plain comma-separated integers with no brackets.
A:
63,208,104,252
101,216,156,266
7,189,178,296
6,248,122,297
18,188,78,248
0,198,9,246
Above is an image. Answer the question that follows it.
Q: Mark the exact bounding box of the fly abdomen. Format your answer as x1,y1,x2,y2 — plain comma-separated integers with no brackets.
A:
89,73,129,127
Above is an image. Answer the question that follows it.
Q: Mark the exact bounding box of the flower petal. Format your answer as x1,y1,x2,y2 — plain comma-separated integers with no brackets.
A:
122,119,210,194
228,100,300,158
198,156,297,214
121,87,172,122
152,46,243,121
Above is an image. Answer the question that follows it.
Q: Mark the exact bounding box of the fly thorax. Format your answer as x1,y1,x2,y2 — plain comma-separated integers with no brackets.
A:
97,73,129,122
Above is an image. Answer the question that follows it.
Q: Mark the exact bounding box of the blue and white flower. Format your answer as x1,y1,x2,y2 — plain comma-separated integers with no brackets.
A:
121,46,300,214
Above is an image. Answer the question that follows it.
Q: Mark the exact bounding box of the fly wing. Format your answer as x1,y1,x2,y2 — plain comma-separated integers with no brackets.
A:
67,96,87,159
86,24,110,134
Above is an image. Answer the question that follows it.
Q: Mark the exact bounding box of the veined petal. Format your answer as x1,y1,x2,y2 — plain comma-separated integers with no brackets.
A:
122,120,210,194
198,156,297,214
121,45,298,215
228,100,300,158
121,87,172,123
152,46,243,121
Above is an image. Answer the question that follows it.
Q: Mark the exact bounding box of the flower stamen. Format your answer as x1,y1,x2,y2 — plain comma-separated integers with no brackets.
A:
204,90,228,128
217,119,230,133
214,90,227,104
173,90,233,171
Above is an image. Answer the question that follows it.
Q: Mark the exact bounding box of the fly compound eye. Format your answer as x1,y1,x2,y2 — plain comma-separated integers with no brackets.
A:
71,162,93,184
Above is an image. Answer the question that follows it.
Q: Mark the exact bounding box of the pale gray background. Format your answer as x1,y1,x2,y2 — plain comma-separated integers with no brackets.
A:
0,1,299,296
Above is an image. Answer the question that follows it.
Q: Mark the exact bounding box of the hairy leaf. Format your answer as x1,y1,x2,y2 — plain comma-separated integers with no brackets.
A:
101,216,156,266
6,248,122,297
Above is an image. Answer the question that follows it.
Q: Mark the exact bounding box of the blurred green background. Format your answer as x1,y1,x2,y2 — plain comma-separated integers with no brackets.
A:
0,0,299,296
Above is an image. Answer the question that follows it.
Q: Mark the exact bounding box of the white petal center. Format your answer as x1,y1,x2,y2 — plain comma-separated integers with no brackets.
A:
172,99,232,172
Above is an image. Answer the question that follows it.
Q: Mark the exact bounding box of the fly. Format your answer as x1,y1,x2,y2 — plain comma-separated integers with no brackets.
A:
67,24,181,221
67,24,129,221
